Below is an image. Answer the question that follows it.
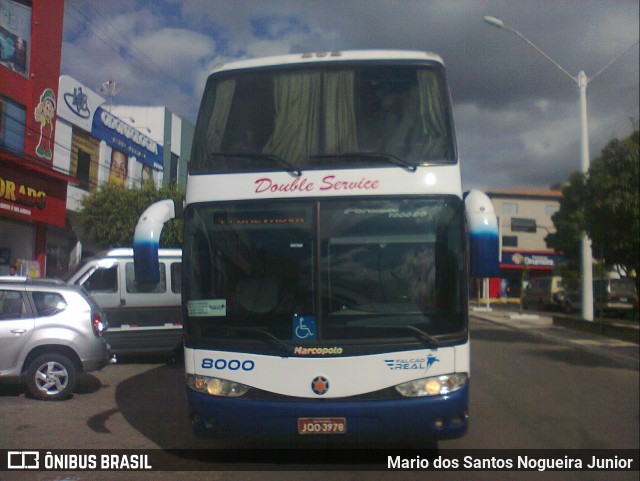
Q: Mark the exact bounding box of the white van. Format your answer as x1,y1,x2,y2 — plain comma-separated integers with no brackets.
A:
66,248,182,354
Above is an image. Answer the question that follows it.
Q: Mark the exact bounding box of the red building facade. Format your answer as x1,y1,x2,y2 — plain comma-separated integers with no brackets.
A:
1,0,72,276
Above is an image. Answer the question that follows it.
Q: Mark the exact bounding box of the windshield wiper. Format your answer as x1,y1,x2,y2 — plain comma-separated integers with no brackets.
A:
230,327,291,357
360,324,440,348
208,152,302,176
310,152,417,172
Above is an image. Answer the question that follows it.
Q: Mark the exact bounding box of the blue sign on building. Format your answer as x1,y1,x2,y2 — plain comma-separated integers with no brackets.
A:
92,107,164,170
501,251,565,269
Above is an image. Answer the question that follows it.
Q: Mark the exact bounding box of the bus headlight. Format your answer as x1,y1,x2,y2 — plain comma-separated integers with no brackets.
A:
395,373,468,397
187,374,250,397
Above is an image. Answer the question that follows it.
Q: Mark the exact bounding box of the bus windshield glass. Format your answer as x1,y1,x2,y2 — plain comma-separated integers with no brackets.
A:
183,197,466,351
190,62,455,174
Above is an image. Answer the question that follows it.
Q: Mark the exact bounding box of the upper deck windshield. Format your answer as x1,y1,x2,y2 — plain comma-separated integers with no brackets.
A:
190,62,455,174
183,197,466,353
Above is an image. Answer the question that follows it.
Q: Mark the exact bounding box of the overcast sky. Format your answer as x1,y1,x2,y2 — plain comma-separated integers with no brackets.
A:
61,0,639,191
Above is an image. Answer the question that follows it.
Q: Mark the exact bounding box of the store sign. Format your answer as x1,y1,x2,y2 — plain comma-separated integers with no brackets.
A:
0,168,66,227
501,251,564,269
57,75,106,133
92,107,164,170
511,217,537,233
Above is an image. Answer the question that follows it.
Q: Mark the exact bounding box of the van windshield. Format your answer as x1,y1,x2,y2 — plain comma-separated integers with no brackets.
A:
63,263,86,282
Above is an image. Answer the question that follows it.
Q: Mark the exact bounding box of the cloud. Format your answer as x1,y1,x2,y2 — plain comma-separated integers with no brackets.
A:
250,15,310,41
60,0,639,190
133,28,215,65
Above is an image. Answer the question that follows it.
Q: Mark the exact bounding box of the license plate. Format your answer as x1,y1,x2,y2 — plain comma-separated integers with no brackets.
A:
298,417,347,434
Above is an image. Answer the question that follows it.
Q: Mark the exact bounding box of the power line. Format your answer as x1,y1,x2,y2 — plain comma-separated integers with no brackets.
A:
2,111,162,190
64,0,190,95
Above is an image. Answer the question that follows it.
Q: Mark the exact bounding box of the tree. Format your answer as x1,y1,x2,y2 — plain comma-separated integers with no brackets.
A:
546,129,639,288
79,182,184,249
585,130,639,283
545,171,586,271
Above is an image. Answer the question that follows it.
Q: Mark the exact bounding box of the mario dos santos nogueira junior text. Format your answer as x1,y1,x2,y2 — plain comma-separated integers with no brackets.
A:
387,454,636,471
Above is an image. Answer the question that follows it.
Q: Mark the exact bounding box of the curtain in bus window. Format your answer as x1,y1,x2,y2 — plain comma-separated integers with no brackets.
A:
206,79,236,152
417,70,448,158
323,70,358,155
263,72,321,164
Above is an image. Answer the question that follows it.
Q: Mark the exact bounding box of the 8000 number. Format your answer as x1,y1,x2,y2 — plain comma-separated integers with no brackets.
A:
201,358,255,371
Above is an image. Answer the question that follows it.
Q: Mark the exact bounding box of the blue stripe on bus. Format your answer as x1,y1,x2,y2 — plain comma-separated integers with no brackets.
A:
187,383,468,442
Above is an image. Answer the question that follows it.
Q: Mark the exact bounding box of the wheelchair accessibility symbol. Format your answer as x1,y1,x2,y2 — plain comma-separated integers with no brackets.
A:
292,315,317,340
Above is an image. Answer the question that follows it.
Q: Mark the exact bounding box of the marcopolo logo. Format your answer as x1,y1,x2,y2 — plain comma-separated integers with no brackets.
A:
294,346,343,356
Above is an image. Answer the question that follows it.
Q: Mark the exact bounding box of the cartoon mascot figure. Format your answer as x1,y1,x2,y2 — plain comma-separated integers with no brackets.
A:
34,88,56,160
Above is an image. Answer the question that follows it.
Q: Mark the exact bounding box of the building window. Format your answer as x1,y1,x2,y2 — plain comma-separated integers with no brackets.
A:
76,149,91,189
0,99,5,143
502,236,518,248
501,202,518,216
169,152,179,185
511,217,537,233
0,95,26,153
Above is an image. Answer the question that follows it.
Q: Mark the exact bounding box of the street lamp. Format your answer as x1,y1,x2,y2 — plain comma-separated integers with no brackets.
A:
484,15,638,322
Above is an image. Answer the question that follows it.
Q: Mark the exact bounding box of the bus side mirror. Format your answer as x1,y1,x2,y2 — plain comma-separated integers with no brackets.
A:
464,190,499,278
133,199,178,284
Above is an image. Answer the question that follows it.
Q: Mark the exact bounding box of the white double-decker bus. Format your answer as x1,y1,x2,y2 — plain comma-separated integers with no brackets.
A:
134,50,498,446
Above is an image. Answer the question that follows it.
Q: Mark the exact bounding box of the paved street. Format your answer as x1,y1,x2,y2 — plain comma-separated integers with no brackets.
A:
1,312,638,480
469,306,639,371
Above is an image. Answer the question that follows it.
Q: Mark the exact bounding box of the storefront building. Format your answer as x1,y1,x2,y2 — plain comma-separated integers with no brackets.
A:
0,0,72,276
53,75,166,268
52,76,194,270
487,188,565,299
55,76,165,197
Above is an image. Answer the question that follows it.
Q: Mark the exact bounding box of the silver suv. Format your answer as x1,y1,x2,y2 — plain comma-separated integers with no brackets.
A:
0,276,110,400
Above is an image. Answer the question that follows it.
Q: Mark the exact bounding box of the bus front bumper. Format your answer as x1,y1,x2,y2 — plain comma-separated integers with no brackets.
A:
187,383,468,445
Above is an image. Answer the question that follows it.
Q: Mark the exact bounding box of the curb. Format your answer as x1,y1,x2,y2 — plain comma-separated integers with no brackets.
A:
470,311,640,371
552,314,639,344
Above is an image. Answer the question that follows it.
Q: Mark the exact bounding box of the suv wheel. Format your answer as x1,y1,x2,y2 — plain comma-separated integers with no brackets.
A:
26,353,77,400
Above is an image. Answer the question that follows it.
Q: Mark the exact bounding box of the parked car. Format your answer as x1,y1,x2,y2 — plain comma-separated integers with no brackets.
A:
594,278,639,317
65,248,182,354
559,277,580,313
0,276,110,400
522,276,565,311
563,277,639,318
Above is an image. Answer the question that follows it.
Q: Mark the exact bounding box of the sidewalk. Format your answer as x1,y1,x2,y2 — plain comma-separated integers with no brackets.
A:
470,306,640,371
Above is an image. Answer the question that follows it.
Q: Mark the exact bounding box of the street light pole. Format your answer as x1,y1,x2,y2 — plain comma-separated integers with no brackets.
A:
577,71,593,321
484,15,638,321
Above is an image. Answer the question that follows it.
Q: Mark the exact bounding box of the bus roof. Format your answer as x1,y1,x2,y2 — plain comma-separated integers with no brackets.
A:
210,50,445,75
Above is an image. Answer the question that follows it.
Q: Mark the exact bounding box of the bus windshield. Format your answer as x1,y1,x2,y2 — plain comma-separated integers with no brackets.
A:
190,62,455,174
183,196,466,352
